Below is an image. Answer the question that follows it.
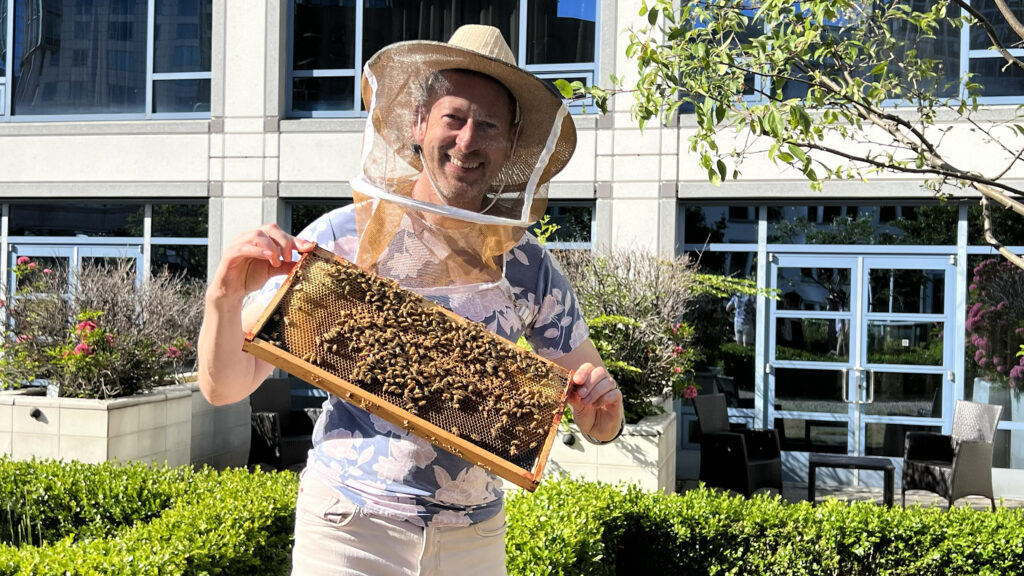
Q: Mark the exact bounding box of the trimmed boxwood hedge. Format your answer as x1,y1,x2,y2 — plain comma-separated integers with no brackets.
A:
0,458,297,575
505,476,1024,576
6,461,1024,575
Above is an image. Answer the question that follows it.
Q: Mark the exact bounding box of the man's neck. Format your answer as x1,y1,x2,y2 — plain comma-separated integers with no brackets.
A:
411,172,483,212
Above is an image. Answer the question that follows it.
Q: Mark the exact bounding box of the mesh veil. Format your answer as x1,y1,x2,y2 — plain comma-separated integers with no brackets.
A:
349,29,576,290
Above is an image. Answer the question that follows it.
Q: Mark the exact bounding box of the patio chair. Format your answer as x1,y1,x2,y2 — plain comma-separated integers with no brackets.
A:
692,393,783,497
902,400,1003,510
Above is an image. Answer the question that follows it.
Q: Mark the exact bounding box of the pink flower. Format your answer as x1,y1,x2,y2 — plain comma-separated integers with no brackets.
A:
674,346,684,354
43,268,51,275
16,334,30,342
76,320,97,334
683,385,698,399
27,262,36,270
16,256,29,265
166,346,181,359
673,367,681,374
74,342,93,356
105,333,115,346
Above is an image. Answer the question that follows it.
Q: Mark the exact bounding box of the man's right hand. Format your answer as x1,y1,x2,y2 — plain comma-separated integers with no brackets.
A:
209,223,315,301
198,223,315,406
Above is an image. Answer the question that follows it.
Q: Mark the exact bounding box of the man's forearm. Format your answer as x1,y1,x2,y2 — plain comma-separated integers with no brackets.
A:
197,293,264,406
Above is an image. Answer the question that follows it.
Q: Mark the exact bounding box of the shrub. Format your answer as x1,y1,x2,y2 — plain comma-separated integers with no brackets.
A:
0,459,297,575
506,476,1024,576
0,259,203,398
967,257,1024,394
557,249,700,422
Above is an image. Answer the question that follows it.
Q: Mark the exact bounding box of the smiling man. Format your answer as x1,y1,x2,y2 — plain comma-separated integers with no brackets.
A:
198,25,624,576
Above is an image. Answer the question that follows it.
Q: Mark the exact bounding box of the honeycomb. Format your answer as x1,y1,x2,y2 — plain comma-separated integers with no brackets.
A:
243,246,571,490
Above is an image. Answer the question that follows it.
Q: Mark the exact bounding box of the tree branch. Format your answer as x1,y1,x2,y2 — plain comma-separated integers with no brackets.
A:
952,0,1024,72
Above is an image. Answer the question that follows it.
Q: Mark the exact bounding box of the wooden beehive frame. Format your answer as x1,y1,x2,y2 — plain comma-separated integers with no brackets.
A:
242,245,570,491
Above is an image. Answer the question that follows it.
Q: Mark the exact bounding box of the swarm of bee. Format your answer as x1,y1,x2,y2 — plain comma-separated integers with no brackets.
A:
255,250,569,468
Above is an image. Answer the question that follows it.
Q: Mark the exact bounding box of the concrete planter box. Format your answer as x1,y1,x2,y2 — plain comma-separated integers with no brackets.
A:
0,380,250,469
544,410,677,493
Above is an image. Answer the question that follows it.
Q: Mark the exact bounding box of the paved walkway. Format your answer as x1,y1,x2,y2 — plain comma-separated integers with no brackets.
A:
676,479,1024,510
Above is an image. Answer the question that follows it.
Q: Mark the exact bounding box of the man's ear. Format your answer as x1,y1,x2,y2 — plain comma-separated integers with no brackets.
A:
412,106,426,145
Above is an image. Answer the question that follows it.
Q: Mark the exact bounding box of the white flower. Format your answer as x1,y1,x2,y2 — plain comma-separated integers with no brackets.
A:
433,466,498,506
429,509,472,527
370,413,404,436
570,318,590,348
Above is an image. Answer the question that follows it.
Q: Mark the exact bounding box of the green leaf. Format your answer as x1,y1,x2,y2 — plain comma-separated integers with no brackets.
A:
553,79,573,99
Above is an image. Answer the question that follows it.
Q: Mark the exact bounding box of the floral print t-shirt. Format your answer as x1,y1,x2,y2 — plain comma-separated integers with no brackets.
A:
252,205,588,527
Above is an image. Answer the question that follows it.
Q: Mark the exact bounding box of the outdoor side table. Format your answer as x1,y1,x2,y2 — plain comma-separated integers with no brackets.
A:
808,453,895,506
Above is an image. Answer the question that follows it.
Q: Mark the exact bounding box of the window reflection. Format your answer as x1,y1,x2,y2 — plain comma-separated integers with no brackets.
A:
867,321,943,366
767,204,958,245
526,0,595,65
868,268,944,314
9,203,145,236
14,0,148,115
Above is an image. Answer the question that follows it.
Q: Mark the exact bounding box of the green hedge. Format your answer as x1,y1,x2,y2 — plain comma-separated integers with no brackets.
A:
7,461,1024,575
0,459,297,575
506,476,1024,576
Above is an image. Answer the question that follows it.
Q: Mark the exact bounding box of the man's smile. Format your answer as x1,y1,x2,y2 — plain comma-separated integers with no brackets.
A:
448,155,482,170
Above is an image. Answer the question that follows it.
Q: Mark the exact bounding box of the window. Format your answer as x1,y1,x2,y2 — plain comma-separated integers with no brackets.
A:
286,200,352,235
530,201,594,249
287,0,599,117
1,0,211,119
5,201,209,281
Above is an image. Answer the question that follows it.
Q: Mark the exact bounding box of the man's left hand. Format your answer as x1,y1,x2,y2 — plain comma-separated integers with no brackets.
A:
567,362,624,443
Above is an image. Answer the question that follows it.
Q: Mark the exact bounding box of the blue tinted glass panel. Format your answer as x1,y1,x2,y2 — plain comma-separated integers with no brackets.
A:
294,0,355,71
292,76,353,112
154,0,212,73
969,0,1024,50
8,203,145,236
526,0,595,64
152,78,210,113
969,58,1024,97
13,0,147,115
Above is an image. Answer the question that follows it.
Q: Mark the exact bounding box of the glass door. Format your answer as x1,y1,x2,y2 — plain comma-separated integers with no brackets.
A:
769,254,955,484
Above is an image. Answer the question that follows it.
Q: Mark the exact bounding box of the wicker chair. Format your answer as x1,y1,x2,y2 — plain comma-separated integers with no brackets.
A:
902,400,1003,510
692,393,783,497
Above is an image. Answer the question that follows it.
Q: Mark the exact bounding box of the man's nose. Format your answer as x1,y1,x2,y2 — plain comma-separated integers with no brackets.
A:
454,120,484,152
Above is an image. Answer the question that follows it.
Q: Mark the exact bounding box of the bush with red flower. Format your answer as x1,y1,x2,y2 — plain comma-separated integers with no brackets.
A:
966,258,1024,394
0,257,202,398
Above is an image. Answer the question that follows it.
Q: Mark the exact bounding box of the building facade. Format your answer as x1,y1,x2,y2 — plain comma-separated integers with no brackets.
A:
2,0,1023,495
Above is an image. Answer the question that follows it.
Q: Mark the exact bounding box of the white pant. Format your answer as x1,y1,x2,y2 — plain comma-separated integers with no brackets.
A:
291,474,508,576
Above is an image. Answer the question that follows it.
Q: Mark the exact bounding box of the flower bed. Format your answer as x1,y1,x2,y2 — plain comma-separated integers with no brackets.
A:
0,258,202,399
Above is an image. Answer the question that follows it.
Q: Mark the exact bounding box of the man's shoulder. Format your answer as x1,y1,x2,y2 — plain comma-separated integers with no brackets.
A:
298,204,357,241
504,233,548,270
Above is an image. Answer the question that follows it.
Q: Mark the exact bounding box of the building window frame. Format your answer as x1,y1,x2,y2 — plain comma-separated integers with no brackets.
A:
285,0,601,118
1,200,209,285
0,0,212,122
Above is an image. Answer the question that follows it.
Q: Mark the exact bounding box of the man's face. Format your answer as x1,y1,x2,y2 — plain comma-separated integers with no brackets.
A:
414,71,515,211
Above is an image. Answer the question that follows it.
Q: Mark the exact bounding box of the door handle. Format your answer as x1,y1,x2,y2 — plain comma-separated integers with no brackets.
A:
866,370,876,404
840,368,849,403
